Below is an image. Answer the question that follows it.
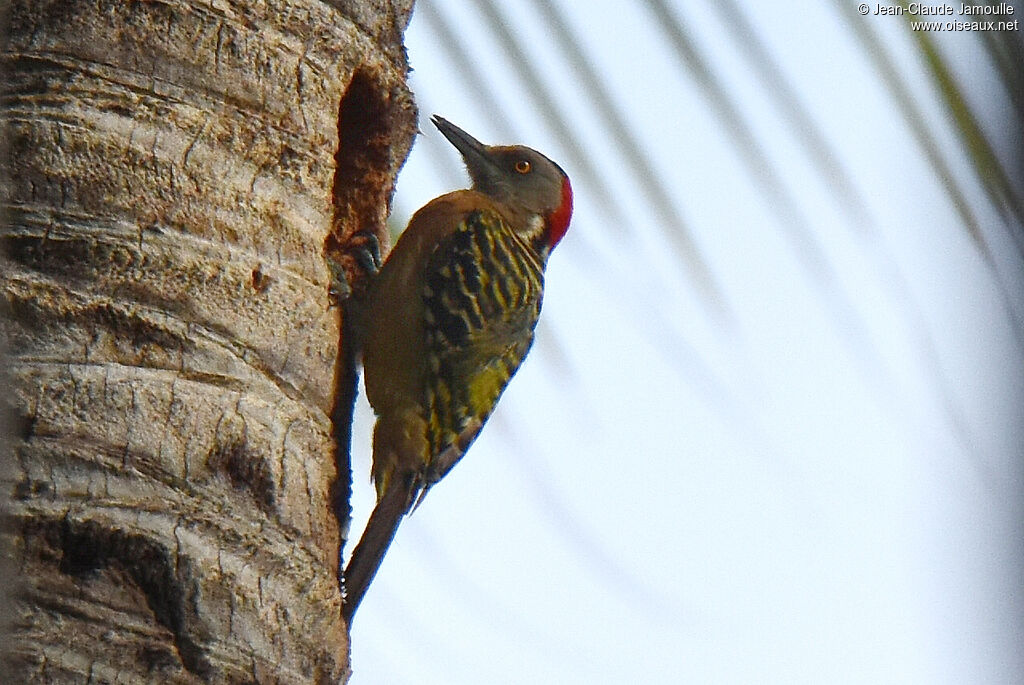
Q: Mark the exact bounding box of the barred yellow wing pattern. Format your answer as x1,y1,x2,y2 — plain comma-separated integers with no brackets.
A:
419,209,545,501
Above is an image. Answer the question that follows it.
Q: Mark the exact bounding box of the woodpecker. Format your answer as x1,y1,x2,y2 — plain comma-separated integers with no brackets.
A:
342,116,573,623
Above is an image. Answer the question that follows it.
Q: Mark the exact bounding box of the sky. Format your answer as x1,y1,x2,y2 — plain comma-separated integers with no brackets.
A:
345,1,1024,683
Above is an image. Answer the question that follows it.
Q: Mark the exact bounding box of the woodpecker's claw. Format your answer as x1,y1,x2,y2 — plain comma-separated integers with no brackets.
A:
327,232,384,307
351,232,382,277
327,256,351,307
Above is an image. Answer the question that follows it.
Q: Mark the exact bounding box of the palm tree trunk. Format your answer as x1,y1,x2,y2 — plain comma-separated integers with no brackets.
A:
1,0,415,681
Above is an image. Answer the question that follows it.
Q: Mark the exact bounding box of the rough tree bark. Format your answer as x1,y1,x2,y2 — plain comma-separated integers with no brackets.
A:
0,0,416,681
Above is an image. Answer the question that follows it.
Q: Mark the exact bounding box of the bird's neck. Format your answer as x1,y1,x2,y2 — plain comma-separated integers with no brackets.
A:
495,202,551,262
525,213,552,261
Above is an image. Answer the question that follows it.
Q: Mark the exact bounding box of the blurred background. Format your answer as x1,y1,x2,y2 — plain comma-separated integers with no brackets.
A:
346,0,1024,682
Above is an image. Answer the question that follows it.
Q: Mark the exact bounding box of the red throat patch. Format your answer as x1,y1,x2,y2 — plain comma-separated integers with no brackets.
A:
546,177,573,249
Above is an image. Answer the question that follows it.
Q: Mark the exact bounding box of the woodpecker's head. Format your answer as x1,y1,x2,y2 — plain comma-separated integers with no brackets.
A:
432,115,573,253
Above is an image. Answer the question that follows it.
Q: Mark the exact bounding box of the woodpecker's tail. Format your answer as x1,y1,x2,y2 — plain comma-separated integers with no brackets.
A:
342,477,410,624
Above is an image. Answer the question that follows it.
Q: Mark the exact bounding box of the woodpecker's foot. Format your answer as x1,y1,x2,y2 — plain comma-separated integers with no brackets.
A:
348,231,382,277
327,256,351,307
327,232,383,307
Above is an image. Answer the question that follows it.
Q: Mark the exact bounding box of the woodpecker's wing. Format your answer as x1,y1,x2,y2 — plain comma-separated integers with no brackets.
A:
419,208,544,499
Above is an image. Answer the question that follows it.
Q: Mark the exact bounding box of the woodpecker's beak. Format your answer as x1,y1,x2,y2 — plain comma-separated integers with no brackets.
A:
432,115,496,176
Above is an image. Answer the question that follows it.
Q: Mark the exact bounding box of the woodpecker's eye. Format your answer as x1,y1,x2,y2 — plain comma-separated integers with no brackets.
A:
514,160,531,174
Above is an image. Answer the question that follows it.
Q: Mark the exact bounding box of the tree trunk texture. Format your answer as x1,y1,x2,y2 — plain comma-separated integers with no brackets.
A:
0,0,416,682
